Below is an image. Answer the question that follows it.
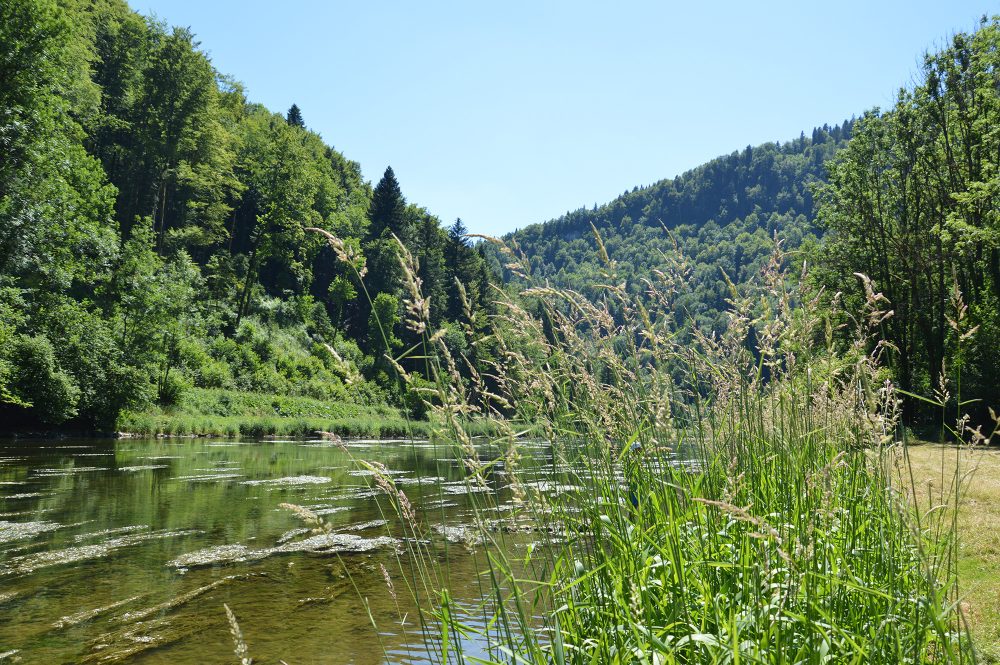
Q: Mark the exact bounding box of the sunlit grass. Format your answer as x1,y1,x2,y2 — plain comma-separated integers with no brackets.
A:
904,444,1000,662
296,230,979,663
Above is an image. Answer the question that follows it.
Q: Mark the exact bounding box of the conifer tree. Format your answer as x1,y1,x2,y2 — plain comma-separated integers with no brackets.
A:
367,166,407,241
444,218,478,320
286,103,304,127
416,214,446,326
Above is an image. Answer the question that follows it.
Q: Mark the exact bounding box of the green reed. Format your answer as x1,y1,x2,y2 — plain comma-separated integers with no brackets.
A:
298,228,977,664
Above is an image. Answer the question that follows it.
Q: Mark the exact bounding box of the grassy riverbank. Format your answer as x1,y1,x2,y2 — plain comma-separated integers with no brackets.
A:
905,444,1000,661
115,387,429,438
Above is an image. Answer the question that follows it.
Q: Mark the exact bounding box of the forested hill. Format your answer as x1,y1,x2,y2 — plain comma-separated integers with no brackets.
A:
499,123,853,331
0,0,496,430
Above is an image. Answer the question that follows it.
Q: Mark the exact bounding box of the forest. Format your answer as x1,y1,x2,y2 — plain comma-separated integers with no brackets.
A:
0,0,498,432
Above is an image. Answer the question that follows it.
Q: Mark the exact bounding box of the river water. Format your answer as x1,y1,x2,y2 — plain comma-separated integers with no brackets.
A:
0,436,557,663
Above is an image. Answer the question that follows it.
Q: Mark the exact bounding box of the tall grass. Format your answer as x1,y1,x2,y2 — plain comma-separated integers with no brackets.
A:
302,229,977,663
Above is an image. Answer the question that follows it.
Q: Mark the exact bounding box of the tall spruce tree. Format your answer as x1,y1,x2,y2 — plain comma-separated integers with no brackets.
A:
286,103,304,127
444,218,478,320
367,166,407,241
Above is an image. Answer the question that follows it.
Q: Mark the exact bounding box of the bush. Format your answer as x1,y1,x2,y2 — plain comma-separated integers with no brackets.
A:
10,335,80,424
197,358,232,389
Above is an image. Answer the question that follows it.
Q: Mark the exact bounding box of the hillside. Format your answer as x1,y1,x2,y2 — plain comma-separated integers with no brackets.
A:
0,0,496,431
499,123,852,331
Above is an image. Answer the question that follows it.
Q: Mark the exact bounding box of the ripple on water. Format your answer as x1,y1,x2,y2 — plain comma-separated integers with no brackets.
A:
172,473,242,482
0,529,199,576
441,481,492,495
240,475,331,487
73,525,150,543
348,468,411,478
0,520,62,544
32,467,107,477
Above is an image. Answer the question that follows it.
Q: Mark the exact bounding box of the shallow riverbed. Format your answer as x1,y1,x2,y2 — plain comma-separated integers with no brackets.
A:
0,436,559,663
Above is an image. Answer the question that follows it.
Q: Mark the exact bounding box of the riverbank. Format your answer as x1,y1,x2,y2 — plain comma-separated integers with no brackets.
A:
110,387,502,440
112,387,424,438
904,444,1000,661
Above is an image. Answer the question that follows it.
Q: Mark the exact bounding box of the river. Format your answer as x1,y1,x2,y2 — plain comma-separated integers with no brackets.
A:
0,436,557,663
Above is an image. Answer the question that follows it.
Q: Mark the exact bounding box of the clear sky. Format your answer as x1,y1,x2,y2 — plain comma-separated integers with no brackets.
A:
130,1,996,236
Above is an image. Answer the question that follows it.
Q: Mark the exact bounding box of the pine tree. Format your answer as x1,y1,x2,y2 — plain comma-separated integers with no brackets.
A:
286,103,304,127
416,214,446,326
447,217,470,249
444,218,477,321
367,166,407,241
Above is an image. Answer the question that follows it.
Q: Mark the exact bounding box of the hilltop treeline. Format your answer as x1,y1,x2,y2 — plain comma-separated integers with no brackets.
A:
497,122,853,332
0,0,497,429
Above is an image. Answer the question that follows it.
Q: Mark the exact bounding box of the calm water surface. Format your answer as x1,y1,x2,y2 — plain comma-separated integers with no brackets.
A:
0,436,557,664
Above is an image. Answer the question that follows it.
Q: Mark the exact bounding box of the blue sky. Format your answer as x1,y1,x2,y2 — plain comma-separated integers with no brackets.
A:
131,1,996,236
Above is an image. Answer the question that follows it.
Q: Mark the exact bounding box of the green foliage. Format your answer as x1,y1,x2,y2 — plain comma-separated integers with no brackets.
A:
8,335,80,424
496,123,853,333
0,0,497,430
817,18,1000,429
368,292,402,375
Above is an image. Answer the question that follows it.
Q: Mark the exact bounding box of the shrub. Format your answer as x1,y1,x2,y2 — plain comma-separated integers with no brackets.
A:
9,334,80,424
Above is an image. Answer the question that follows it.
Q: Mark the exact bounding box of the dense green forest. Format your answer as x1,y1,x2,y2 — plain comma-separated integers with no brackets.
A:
0,0,497,430
817,18,1000,429
494,121,854,333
